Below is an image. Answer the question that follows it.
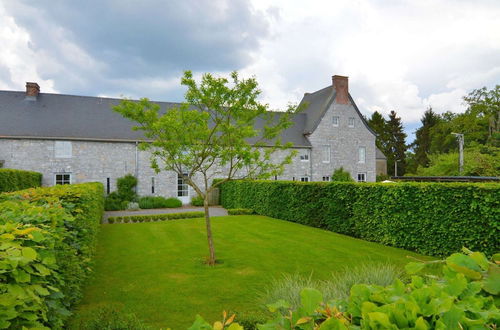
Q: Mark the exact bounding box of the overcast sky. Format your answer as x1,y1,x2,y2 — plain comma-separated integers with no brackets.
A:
1,0,499,141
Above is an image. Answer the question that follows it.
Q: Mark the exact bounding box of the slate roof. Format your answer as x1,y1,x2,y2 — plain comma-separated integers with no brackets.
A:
0,84,375,147
0,91,311,147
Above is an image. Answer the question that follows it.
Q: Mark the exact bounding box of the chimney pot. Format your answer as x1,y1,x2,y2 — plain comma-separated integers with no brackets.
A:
332,75,349,104
26,82,40,98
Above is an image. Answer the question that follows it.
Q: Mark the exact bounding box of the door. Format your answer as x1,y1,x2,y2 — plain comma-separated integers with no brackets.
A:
177,174,190,204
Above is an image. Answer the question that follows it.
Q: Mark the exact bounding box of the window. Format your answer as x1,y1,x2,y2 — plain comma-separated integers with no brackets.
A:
274,175,278,180
300,176,309,182
299,150,310,162
348,117,355,127
151,177,155,194
55,173,71,185
106,177,110,194
292,177,296,181
322,145,331,163
55,141,72,158
332,116,339,126
322,176,330,181
357,173,366,182
358,146,366,163
177,174,188,197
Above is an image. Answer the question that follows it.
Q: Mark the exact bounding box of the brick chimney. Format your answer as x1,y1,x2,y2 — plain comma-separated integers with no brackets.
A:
26,82,40,99
332,75,349,104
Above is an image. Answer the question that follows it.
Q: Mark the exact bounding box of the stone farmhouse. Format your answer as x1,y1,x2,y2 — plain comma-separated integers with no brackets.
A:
0,75,386,203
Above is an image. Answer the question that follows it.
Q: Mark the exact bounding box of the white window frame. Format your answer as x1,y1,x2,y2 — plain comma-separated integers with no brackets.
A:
299,149,310,162
357,173,366,182
54,141,72,158
358,146,366,164
54,173,71,185
177,174,189,197
332,116,339,127
348,117,355,128
322,145,331,163
322,176,330,181
300,176,309,182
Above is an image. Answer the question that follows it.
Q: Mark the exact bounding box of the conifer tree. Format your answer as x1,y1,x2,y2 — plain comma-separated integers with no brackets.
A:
386,110,407,176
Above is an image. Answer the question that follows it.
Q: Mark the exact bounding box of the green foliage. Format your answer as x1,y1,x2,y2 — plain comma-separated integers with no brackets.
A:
409,108,440,172
191,195,205,207
227,208,254,215
248,250,499,329
415,145,500,177
331,167,354,182
138,196,182,209
116,174,138,202
70,305,150,330
0,183,104,328
220,180,499,256
107,211,204,223
260,263,403,311
375,174,390,182
104,191,128,211
0,168,42,192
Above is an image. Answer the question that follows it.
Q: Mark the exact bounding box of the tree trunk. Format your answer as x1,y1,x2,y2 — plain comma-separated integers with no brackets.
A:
203,197,216,265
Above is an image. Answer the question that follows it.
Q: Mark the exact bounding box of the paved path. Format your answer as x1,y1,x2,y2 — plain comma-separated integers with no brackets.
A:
103,206,227,222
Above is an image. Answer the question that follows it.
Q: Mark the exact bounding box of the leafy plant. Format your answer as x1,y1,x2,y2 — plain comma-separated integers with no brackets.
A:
191,195,204,207
117,174,138,202
107,211,204,224
227,208,254,215
0,168,42,192
332,167,354,182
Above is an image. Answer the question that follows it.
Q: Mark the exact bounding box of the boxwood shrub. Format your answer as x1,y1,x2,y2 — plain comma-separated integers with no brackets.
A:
0,182,104,328
220,180,499,256
138,196,182,209
0,168,42,192
227,208,254,215
108,211,204,223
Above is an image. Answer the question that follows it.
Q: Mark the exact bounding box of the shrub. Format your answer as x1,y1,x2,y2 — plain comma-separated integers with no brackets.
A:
0,182,104,328
227,208,254,215
0,168,42,192
107,211,204,224
220,180,499,256
332,167,354,182
116,174,138,202
104,191,128,211
108,217,115,224
191,195,204,206
138,196,182,209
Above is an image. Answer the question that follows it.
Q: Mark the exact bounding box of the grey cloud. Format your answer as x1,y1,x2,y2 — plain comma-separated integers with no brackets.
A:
4,0,268,97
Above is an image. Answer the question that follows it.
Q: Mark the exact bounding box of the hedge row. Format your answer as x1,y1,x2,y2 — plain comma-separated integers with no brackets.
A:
0,168,42,192
220,180,500,256
0,182,104,329
107,211,205,223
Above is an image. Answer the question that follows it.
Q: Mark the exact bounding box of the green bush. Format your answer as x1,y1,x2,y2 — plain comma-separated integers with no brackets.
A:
117,174,138,202
138,196,182,209
191,195,204,206
104,191,128,211
220,180,499,256
0,183,104,328
227,208,254,215
107,211,204,224
0,168,42,192
332,167,354,182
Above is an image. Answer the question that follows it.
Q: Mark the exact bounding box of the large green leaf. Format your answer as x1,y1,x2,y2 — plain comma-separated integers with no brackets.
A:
300,288,323,315
483,266,500,295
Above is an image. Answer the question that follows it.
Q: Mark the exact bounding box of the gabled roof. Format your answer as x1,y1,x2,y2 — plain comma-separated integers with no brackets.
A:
298,85,376,136
0,90,311,147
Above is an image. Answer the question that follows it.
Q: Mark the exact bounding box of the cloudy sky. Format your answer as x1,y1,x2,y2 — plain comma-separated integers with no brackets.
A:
1,0,499,141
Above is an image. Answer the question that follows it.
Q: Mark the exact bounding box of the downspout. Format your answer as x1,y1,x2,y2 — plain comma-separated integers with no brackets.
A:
309,147,313,181
135,141,139,193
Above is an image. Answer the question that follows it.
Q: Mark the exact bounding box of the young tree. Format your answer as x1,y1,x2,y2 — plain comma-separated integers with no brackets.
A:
386,110,407,176
113,71,298,265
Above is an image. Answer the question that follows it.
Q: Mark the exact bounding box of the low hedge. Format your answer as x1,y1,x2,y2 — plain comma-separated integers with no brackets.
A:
220,180,499,256
0,168,42,192
107,211,205,224
227,208,254,215
138,196,182,209
0,182,104,328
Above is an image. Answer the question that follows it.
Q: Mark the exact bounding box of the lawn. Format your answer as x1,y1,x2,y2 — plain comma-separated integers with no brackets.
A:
75,215,428,329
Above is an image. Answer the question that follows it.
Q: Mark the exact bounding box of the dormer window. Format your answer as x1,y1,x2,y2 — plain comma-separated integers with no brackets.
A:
299,150,310,162
332,116,339,127
348,117,355,127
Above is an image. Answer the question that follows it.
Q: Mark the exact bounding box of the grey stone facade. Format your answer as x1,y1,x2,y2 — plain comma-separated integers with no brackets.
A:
0,75,380,203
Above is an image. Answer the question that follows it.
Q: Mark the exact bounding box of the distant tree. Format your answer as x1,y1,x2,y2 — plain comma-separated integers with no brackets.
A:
463,85,500,145
411,108,440,169
114,71,299,265
386,111,407,176
368,111,389,152
331,167,354,182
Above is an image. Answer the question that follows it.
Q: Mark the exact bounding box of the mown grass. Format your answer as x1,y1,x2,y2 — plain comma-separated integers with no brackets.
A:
75,215,429,329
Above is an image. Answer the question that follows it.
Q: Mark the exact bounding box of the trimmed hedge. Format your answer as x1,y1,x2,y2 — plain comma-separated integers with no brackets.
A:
107,211,205,224
138,196,182,209
0,168,42,192
220,180,500,256
0,183,104,328
227,208,254,215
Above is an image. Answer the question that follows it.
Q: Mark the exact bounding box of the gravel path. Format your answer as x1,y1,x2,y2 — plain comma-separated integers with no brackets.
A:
103,206,227,222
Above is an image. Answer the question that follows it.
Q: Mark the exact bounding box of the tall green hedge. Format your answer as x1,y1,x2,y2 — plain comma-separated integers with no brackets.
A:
0,182,104,329
0,168,42,192
220,180,499,256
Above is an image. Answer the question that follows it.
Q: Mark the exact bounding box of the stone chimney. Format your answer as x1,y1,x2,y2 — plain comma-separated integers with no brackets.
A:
332,75,349,104
26,82,40,99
